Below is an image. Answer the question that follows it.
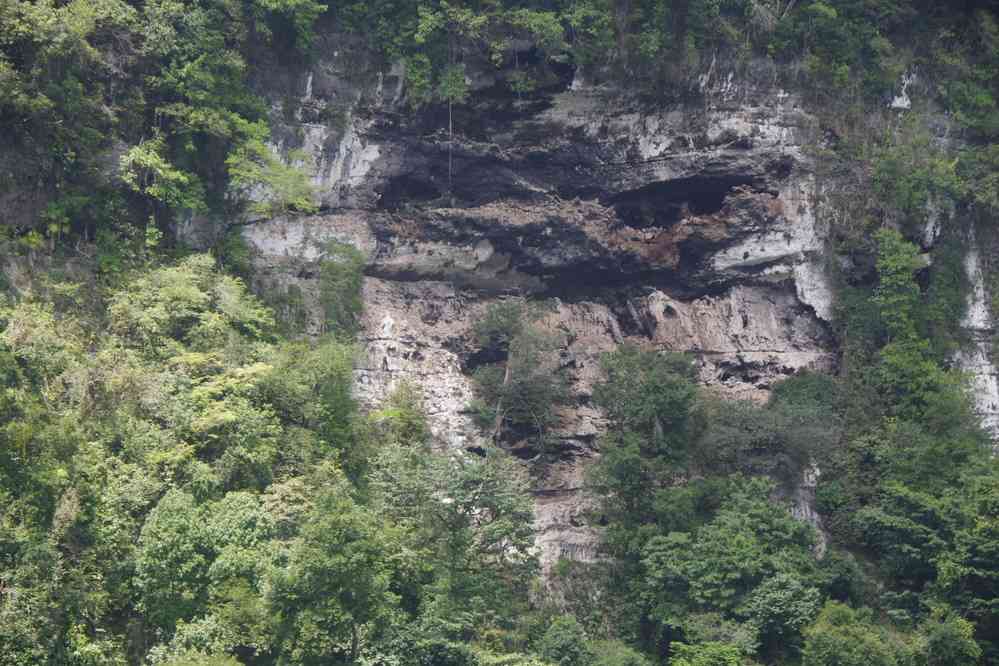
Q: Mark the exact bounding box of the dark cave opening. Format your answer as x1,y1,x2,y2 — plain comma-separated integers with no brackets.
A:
609,175,756,228
379,174,442,210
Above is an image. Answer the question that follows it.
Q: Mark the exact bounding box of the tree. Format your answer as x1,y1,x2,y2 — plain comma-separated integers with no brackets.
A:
592,345,700,458
319,241,365,338
590,639,650,666
470,299,569,450
539,615,593,666
870,229,977,433
160,653,242,666
801,602,898,666
641,478,817,653
920,611,981,666
413,1,485,201
268,473,400,664
226,138,318,218
135,490,210,633
696,396,839,483
935,471,999,642
371,440,537,634
742,571,820,657
121,136,208,213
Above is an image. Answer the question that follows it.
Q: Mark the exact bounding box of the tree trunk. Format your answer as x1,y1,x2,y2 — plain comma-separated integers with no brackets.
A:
615,0,631,66
492,360,512,442
672,0,691,61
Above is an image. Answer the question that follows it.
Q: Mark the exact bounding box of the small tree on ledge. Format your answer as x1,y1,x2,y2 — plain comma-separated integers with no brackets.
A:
469,298,569,453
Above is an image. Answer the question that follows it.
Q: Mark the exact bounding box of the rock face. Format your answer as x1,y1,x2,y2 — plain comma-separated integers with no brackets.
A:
241,44,839,572
955,227,999,438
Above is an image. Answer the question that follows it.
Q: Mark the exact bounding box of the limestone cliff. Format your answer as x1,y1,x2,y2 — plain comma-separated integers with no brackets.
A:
224,35,864,573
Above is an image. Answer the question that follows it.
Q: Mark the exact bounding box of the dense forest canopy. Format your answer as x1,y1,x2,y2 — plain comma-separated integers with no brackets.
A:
3,1,999,665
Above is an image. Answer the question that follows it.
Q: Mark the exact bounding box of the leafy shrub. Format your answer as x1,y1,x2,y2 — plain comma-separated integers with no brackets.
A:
801,602,898,666
319,241,365,337
538,616,593,666
669,641,742,666
590,640,650,666
411,639,481,666
226,140,318,217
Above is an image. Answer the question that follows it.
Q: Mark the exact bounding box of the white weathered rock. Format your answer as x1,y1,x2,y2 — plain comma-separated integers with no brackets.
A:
890,70,917,110
789,463,827,557
955,228,999,437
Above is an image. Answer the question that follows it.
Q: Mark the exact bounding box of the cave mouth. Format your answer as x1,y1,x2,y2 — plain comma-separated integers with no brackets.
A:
380,174,442,210
609,175,756,229
462,346,507,374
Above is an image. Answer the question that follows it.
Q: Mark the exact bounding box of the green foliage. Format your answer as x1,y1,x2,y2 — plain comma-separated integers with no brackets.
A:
217,229,255,282
0,253,553,664
867,229,979,433
923,236,969,355
367,380,432,448
813,221,994,658
642,477,816,622
470,299,569,449
409,638,481,666
121,136,208,213
934,471,999,628
160,653,242,666
669,642,742,666
697,392,840,483
934,10,999,138
872,130,961,233
371,436,538,635
588,347,703,538
801,602,899,666
586,344,836,662
226,139,318,217
771,0,909,99
405,53,436,107
538,616,593,666
7,2,999,665
438,64,470,105
0,0,325,236
253,0,328,47
319,241,365,338
589,640,650,666
473,299,531,349
269,471,399,664
586,345,858,662
743,571,821,655
921,611,982,666
476,650,554,666
592,344,700,457
873,228,923,340
136,490,211,632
